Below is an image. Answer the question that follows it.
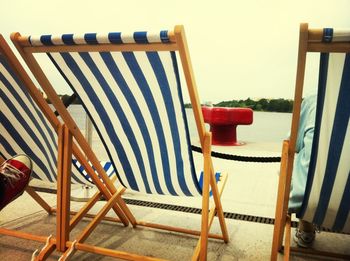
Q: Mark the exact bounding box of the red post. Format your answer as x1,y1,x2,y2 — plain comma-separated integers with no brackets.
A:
202,107,253,146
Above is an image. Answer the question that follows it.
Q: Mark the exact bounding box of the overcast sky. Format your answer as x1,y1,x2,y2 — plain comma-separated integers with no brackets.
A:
1,0,350,103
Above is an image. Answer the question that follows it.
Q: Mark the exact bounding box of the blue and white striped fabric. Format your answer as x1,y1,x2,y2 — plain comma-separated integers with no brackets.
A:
29,31,170,46
322,28,350,43
73,159,116,183
0,52,91,185
297,52,350,233
41,31,207,196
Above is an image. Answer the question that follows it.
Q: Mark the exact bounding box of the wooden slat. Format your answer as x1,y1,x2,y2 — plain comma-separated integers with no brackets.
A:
37,242,56,261
71,145,132,225
288,23,308,164
199,132,211,261
308,42,350,53
25,186,53,214
60,125,72,251
284,215,291,261
69,191,103,229
22,43,178,53
51,209,122,224
0,228,49,243
174,25,206,147
136,221,224,240
71,241,168,261
271,140,289,261
76,187,125,243
56,124,64,252
193,169,228,260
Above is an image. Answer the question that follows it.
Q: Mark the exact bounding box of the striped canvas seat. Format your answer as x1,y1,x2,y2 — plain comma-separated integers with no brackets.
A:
298,51,350,232
28,30,215,197
0,47,114,185
271,24,350,261
14,26,228,260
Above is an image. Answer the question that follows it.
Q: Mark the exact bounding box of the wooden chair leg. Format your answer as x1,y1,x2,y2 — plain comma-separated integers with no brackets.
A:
210,171,229,243
284,214,292,261
32,235,55,261
271,141,289,261
59,240,77,261
76,187,125,243
192,173,227,261
72,145,132,226
56,124,72,252
25,186,53,214
199,134,211,261
69,190,103,230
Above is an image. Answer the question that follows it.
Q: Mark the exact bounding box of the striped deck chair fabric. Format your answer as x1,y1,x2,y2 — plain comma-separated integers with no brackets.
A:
271,24,350,261
0,45,114,185
27,30,217,196
297,48,350,232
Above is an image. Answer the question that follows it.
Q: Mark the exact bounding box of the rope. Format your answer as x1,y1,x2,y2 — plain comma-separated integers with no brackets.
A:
191,145,281,163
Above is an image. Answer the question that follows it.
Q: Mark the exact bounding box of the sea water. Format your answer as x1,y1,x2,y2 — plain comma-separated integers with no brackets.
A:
67,104,292,144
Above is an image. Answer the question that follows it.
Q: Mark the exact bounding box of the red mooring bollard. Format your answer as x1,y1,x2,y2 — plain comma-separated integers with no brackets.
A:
202,106,253,146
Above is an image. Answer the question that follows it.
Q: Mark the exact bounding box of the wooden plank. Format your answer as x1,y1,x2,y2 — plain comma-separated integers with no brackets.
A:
60,125,72,251
284,215,291,261
308,42,350,53
174,25,206,147
208,163,229,243
69,191,102,229
56,124,64,251
51,209,122,224
271,140,289,261
25,186,53,214
193,168,228,260
72,145,132,225
0,228,48,243
136,221,224,240
37,242,56,261
76,187,125,243
20,41,178,52
199,132,211,261
288,23,308,162
273,23,309,259
71,241,168,261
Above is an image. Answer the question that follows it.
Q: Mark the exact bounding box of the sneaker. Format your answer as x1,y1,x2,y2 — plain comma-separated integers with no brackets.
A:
293,228,315,248
0,155,33,211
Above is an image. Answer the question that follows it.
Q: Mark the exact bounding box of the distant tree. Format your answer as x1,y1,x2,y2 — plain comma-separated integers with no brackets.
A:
258,98,269,110
212,98,293,113
254,104,263,111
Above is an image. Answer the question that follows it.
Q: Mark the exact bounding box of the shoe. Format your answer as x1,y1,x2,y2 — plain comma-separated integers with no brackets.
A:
0,155,33,211
293,228,315,248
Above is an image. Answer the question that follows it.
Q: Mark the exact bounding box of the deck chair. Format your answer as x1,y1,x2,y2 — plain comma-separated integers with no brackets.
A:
12,25,229,260
271,23,350,260
0,34,133,260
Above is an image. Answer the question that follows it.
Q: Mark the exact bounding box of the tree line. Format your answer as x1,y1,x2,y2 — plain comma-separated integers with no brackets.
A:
185,98,293,113
49,95,293,113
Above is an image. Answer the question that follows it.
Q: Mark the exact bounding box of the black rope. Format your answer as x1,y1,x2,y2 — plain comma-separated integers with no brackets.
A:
191,145,281,163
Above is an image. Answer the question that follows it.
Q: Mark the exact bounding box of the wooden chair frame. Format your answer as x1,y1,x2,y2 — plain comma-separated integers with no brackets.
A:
0,34,132,260
271,23,350,261
9,25,229,260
